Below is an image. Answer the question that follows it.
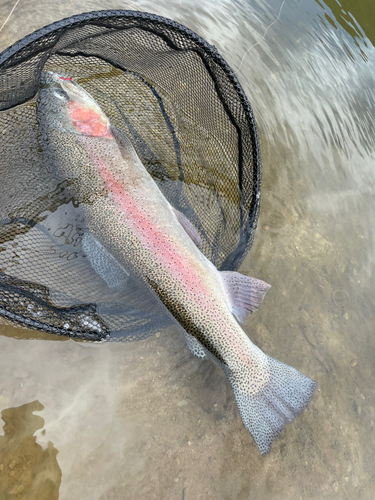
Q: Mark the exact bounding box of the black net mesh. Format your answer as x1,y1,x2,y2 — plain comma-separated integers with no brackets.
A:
0,10,261,341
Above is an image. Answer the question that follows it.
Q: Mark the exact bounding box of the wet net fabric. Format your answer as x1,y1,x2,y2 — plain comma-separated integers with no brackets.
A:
0,10,261,341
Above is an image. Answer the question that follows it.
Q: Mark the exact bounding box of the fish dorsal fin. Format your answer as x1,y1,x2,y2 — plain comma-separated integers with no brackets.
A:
220,271,271,323
172,208,202,248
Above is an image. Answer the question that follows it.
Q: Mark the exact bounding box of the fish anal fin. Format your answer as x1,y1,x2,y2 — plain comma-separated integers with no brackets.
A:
182,331,206,359
172,208,202,248
220,271,271,323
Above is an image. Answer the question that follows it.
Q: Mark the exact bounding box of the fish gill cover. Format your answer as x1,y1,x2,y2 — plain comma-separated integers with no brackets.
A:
0,10,261,341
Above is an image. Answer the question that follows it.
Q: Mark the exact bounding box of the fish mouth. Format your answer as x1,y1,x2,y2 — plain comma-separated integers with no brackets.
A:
40,71,86,100
39,71,71,87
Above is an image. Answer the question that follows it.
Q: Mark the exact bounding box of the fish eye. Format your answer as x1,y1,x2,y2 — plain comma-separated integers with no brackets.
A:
53,88,69,101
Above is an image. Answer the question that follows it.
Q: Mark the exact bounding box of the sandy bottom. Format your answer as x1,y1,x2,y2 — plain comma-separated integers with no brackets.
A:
0,146,374,499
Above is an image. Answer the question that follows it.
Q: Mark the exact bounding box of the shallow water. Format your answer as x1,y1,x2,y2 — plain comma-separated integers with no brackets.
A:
0,0,375,499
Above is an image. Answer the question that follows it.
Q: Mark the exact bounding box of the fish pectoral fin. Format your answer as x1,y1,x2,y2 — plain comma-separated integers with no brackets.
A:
182,331,206,359
172,208,202,248
110,125,140,163
82,233,129,289
220,271,271,323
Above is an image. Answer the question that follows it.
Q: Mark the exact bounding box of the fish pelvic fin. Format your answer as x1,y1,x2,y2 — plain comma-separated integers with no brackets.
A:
82,233,129,289
220,271,271,323
226,355,317,456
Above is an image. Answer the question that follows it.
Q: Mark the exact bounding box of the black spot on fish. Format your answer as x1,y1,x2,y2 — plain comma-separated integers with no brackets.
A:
146,277,226,365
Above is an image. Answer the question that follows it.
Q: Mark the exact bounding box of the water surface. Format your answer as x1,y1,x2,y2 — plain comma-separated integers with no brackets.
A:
0,0,374,498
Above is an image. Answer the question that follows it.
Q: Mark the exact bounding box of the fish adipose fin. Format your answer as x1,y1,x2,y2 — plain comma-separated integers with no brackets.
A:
172,208,203,248
226,355,317,455
220,271,271,323
82,233,129,289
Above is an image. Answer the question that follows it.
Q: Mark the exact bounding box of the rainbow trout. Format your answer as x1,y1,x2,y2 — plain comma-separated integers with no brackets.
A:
37,71,316,455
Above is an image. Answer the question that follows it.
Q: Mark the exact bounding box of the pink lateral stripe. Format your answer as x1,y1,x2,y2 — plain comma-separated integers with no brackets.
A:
95,155,204,290
91,151,250,365
62,95,251,365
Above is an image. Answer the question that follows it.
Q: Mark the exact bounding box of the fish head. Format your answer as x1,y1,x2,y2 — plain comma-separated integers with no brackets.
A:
38,71,111,138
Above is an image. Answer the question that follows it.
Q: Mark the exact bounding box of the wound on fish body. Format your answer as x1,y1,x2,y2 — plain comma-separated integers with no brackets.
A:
37,71,317,455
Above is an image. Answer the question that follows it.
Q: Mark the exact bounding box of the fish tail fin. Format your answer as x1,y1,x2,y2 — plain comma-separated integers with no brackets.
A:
228,355,317,455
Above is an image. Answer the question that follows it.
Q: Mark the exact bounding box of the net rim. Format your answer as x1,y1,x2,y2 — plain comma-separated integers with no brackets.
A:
0,10,260,142
0,9,261,267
